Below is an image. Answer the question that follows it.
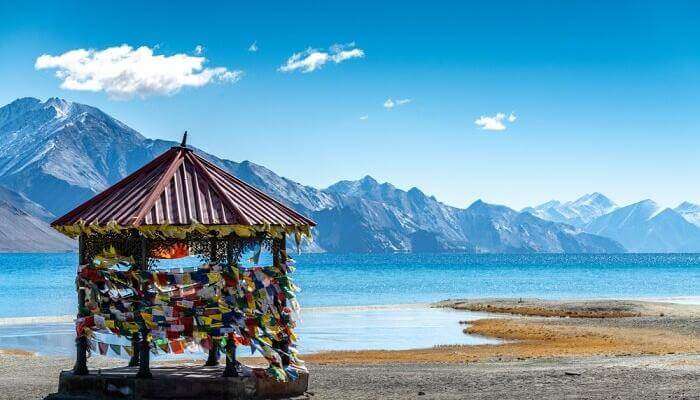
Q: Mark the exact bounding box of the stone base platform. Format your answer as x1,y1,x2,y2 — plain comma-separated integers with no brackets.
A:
45,365,309,400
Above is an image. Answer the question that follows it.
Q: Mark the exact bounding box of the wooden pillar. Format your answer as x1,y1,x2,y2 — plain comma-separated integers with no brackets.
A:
127,332,140,367
280,235,288,272
72,234,89,375
223,336,238,377
136,234,152,379
272,238,280,270
223,237,238,377
128,232,143,368
205,238,220,366
272,235,291,367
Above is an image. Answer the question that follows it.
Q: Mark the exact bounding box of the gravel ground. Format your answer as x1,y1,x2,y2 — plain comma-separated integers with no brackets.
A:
306,355,700,400
3,353,698,400
0,353,118,400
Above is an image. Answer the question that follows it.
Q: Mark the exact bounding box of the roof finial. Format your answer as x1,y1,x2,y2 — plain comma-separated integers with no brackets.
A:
180,131,188,148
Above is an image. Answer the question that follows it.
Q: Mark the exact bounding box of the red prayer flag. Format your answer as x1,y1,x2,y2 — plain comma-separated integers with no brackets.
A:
170,339,185,354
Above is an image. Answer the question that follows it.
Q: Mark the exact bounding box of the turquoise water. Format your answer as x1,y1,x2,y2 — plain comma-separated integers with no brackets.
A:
0,253,698,354
1,253,699,318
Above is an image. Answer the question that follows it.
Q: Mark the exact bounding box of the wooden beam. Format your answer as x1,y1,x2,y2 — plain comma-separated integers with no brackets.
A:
128,332,140,367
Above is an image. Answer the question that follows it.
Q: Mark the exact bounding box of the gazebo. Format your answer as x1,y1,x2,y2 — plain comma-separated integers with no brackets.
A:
47,134,315,399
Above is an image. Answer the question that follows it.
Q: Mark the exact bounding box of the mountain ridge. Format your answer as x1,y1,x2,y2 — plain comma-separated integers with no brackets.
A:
0,97,626,253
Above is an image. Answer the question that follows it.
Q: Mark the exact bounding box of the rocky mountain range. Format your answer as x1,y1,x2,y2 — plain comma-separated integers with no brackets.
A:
525,195,700,253
0,97,695,253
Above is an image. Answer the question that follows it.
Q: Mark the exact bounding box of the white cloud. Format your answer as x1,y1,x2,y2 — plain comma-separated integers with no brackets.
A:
35,44,242,99
359,114,369,120
248,41,258,52
474,112,517,131
194,45,204,55
383,98,411,109
278,42,364,73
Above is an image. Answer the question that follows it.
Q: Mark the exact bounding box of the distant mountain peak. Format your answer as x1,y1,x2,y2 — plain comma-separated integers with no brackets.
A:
325,175,384,195
407,186,424,196
676,201,700,211
44,96,68,106
652,207,681,220
360,175,377,184
613,199,659,221
634,199,659,210
525,192,617,228
468,199,487,209
571,192,615,208
45,97,72,118
674,201,700,227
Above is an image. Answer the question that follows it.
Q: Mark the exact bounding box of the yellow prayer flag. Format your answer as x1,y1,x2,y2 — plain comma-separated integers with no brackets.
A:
207,272,221,283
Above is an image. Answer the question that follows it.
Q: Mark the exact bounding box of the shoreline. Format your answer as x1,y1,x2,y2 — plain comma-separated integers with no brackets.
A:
2,298,698,360
2,296,699,326
1,298,699,399
1,297,699,357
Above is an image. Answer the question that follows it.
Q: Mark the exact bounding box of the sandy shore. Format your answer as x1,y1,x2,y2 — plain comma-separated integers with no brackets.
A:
1,299,698,399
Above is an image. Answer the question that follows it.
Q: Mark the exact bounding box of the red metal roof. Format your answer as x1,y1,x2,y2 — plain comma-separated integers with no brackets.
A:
51,146,316,229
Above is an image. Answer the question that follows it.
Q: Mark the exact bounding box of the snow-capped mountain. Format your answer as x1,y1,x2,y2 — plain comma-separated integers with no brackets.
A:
675,202,700,227
584,200,700,252
0,97,625,253
523,193,617,227
317,176,623,253
0,97,163,216
323,176,466,249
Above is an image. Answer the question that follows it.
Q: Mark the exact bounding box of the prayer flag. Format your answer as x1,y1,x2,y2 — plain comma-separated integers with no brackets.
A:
109,344,121,356
170,339,185,354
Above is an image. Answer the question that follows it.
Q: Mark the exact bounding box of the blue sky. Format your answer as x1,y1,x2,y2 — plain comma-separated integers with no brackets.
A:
1,1,699,209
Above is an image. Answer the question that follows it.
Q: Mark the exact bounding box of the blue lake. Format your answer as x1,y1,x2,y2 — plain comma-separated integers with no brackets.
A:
1,253,699,318
0,253,698,354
